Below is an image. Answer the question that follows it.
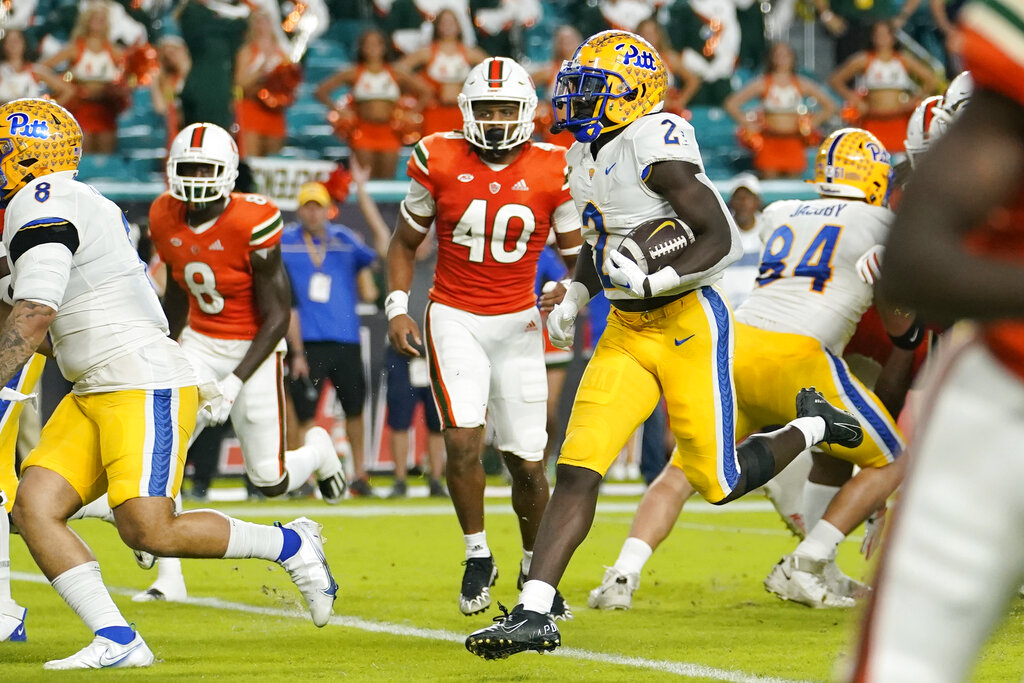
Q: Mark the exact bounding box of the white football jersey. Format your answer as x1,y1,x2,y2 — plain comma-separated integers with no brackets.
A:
565,112,741,302
735,198,892,353
3,171,196,393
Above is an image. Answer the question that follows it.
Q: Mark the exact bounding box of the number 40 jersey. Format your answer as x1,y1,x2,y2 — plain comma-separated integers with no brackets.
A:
736,197,892,354
149,192,284,340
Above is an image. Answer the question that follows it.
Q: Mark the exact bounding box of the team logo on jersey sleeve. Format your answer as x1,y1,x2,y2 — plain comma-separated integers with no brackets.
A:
458,173,474,182
489,182,501,194
170,237,182,246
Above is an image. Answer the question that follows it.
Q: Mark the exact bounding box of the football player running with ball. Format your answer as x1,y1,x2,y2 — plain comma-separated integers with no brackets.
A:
387,57,583,618
1,99,336,670
465,30,864,659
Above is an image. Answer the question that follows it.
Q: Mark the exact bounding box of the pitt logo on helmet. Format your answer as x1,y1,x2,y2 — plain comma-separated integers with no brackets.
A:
6,113,51,140
0,98,82,208
616,42,657,71
813,128,891,207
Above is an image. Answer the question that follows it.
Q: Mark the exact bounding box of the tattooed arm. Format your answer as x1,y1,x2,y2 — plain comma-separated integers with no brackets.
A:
0,300,56,386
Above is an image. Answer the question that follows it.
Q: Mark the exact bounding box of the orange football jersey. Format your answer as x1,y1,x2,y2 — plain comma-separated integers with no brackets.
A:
960,1,1024,378
149,192,283,340
407,133,571,315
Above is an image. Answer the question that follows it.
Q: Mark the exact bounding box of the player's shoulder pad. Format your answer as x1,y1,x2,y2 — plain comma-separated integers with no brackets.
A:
7,172,80,230
411,132,468,177
230,193,283,246
762,199,803,219
625,112,701,165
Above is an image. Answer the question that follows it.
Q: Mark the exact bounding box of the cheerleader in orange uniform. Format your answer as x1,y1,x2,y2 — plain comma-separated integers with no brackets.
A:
234,10,296,158
725,42,838,178
829,21,939,153
396,8,486,137
316,29,432,179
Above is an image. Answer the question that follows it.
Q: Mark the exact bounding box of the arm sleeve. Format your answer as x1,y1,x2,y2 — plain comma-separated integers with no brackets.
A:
632,113,705,169
552,200,581,235
11,242,73,310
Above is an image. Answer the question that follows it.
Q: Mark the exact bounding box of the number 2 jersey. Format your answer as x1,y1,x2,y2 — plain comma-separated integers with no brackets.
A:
736,198,892,354
406,133,573,315
2,171,195,393
564,112,741,302
149,192,283,340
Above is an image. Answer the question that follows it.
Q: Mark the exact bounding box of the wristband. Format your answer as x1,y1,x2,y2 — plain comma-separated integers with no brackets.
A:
562,281,592,312
645,266,682,297
888,319,925,350
384,290,409,320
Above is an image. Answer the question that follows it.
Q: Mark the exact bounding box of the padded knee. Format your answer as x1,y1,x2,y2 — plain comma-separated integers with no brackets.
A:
715,436,776,505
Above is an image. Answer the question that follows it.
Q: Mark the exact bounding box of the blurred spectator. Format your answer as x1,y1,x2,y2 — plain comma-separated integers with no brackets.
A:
530,24,583,148
814,0,924,63
929,0,966,73
385,237,447,499
829,20,939,153
635,17,701,115
281,172,387,497
666,0,742,106
0,28,71,105
42,2,127,154
177,0,248,132
470,0,542,58
395,7,486,137
376,0,477,55
316,28,432,179
235,9,297,157
149,34,191,144
718,173,765,308
725,42,838,178
735,0,768,71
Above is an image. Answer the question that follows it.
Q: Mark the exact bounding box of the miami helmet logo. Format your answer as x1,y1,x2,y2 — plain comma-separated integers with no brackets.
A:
6,112,50,140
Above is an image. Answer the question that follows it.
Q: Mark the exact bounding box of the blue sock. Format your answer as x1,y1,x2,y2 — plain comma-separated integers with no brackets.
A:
96,626,136,645
277,527,301,562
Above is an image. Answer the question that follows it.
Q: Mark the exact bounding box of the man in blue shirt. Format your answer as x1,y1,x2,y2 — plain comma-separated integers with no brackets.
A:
282,182,379,497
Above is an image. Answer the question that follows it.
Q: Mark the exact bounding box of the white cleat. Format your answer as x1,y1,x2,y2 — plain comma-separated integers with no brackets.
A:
823,560,870,600
133,549,156,570
587,567,639,610
44,632,154,670
0,601,27,641
131,575,187,603
278,517,337,626
305,427,346,504
764,554,856,609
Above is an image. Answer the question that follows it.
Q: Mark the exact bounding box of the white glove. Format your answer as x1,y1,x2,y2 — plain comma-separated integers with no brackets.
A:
547,281,591,350
861,503,887,560
856,245,885,285
210,373,243,425
605,250,682,298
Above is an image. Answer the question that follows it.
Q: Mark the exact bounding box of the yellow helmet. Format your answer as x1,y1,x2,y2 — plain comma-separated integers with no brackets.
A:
813,128,891,207
0,98,83,207
552,30,667,142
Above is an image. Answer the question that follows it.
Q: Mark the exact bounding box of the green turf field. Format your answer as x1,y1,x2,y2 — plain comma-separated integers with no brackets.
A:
4,490,1023,681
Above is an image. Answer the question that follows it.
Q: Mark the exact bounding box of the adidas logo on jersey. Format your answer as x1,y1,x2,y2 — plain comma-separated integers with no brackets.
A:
512,179,529,192
209,239,224,251
524,320,538,332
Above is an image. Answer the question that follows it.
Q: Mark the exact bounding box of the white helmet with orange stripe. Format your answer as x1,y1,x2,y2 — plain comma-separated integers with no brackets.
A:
904,94,944,168
167,122,239,203
457,57,538,151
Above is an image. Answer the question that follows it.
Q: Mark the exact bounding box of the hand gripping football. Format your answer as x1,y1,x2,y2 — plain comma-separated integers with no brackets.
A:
615,216,696,274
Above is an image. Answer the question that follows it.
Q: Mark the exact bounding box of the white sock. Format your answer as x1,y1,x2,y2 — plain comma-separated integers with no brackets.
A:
284,445,319,493
464,531,489,560
519,579,556,614
521,549,533,576
613,537,653,575
802,482,841,531
789,416,827,449
51,562,129,633
224,517,285,561
69,494,115,524
0,505,10,603
153,557,184,586
795,520,846,562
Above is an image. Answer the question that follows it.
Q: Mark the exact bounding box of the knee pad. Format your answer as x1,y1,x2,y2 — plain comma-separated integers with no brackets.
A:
714,436,776,505
246,458,287,490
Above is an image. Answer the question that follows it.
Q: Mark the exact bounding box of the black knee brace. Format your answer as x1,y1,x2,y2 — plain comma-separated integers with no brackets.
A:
714,435,776,505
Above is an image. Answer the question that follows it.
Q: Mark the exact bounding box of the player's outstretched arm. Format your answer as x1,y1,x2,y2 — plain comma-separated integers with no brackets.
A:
645,160,734,286
881,89,1024,321
233,245,292,383
385,209,430,357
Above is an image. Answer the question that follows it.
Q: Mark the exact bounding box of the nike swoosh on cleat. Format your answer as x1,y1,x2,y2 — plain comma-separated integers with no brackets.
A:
98,643,142,668
675,335,695,346
502,619,528,633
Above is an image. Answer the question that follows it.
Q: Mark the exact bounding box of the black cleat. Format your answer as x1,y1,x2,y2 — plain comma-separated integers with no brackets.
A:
465,603,561,660
517,570,573,621
796,387,863,448
460,557,498,615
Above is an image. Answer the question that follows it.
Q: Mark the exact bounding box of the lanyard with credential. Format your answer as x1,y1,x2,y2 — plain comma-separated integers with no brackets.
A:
302,230,328,271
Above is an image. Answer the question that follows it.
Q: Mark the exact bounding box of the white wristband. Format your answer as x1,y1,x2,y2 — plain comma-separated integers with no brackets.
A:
385,290,409,320
563,280,592,311
646,266,682,297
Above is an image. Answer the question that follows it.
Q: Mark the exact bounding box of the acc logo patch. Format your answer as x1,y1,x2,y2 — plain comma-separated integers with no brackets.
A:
6,113,50,140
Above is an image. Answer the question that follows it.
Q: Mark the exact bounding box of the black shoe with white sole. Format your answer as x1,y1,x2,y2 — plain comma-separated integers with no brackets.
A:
465,603,560,660
460,556,498,615
796,387,864,448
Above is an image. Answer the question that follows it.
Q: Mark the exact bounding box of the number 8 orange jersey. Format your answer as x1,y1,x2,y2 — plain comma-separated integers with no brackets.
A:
408,133,572,315
149,192,283,340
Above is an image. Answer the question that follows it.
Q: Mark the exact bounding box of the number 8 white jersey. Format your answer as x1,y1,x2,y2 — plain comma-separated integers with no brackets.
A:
565,112,741,301
735,197,892,353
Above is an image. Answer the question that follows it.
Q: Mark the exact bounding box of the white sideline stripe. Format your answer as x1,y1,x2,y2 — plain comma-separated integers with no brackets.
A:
10,570,811,683
206,499,777,519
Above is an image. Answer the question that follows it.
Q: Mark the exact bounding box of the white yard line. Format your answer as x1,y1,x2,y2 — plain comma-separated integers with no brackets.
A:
11,570,814,683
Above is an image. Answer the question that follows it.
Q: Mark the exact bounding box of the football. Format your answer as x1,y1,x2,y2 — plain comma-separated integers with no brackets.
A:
615,216,696,274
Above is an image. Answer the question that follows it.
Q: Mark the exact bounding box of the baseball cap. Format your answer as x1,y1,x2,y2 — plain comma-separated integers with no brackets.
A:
297,182,331,207
730,172,762,197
